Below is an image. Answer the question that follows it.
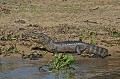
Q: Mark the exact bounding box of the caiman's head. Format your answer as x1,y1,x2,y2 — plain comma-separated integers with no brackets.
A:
31,32,54,45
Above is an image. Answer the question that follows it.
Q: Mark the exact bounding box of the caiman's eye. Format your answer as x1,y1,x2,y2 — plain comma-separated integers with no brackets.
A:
39,35,42,37
39,35,45,40
41,35,44,38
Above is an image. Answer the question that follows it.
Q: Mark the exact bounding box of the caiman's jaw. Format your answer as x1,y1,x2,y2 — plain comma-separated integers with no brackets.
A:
38,33,51,45
31,32,54,45
31,32,39,39
38,34,46,44
31,33,49,45
30,32,42,43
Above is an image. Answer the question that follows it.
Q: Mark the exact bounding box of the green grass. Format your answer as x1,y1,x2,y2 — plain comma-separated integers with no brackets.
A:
79,29,97,44
104,27,120,38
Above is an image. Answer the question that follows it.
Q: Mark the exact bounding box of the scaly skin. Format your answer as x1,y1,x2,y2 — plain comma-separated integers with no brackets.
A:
31,33,110,58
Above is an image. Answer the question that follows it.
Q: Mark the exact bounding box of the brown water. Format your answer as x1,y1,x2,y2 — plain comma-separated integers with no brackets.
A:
0,57,120,79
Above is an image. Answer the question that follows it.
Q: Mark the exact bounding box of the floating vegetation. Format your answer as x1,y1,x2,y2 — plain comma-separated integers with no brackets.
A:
39,53,75,72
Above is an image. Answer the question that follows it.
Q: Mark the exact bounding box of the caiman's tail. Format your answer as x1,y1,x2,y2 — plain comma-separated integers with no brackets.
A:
87,45,111,58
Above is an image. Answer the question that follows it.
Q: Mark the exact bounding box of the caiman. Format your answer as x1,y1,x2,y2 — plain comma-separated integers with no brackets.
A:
31,33,111,58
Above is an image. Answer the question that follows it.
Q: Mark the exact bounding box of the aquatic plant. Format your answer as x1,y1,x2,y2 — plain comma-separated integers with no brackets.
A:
39,53,75,72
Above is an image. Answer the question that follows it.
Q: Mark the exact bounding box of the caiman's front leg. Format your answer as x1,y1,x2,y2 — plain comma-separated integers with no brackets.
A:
75,45,87,55
51,47,58,55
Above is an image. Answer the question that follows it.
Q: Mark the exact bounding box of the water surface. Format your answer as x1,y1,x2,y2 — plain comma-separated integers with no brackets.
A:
0,57,120,79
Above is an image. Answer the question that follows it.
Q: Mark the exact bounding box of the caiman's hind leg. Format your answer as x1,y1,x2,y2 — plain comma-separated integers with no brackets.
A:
90,54,101,58
75,45,87,55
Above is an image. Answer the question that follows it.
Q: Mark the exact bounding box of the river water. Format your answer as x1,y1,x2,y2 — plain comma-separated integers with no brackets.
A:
0,56,120,79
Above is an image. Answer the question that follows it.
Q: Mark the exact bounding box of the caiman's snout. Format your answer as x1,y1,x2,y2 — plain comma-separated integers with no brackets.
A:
38,34,45,42
31,32,45,43
31,32,39,39
38,33,54,45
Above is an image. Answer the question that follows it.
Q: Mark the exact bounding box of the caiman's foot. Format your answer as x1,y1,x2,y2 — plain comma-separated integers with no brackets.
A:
76,53,81,55
101,54,111,58
90,54,101,58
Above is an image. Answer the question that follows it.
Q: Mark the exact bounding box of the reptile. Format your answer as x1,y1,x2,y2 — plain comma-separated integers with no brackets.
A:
31,33,111,58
